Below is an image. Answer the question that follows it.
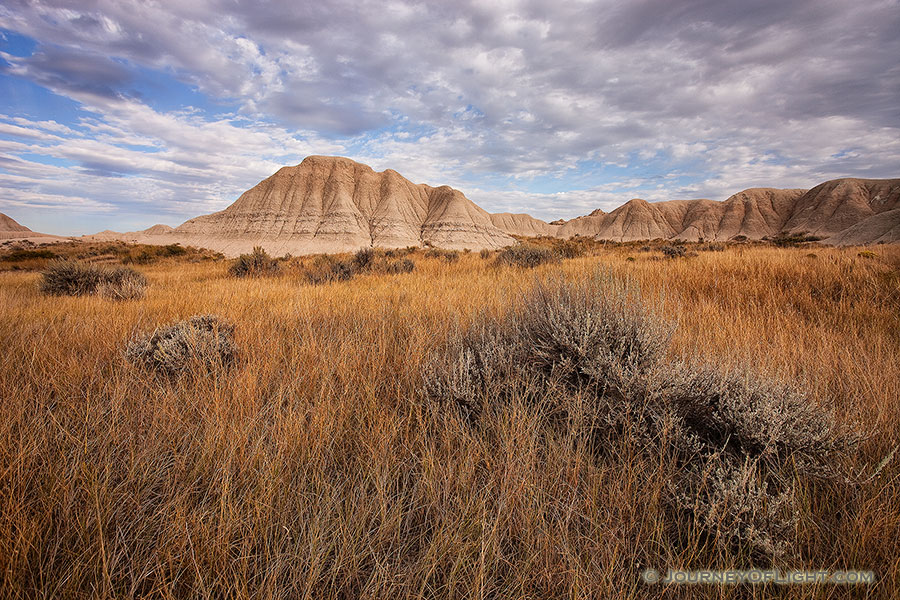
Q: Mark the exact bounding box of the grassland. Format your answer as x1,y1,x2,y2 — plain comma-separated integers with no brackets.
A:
0,242,898,598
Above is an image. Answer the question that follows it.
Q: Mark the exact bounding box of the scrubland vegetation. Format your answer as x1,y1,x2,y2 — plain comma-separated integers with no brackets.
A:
0,240,222,272
0,241,899,598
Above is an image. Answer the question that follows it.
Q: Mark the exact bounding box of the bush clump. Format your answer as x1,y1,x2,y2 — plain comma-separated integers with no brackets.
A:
1,248,57,262
229,247,280,277
39,259,147,300
660,245,686,258
424,248,460,263
352,247,376,271
422,272,856,559
494,244,560,268
125,314,237,377
291,249,418,285
699,242,726,252
124,243,188,264
551,238,589,258
770,232,822,247
298,254,355,285
386,258,416,274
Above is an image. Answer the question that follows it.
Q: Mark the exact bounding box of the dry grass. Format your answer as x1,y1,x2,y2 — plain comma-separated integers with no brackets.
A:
0,244,898,598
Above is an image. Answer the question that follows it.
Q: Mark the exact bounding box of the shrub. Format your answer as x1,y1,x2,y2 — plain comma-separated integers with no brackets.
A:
423,273,856,559
423,273,670,418
771,232,822,247
700,242,726,252
386,258,415,274
551,238,589,258
229,247,279,277
125,314,237,377
39,259,147,300
301,255,355,285
494,244,559,268
858,250,877,259
424,248,460,263
1,248,57,262
479,248,492,259
659,364,855,557
660,245,686,258
352,247,376,271
123,243,191,265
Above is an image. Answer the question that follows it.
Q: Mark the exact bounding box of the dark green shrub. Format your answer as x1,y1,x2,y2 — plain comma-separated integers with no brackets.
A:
39,259,147,300
229,247,280,277
125,315,237,377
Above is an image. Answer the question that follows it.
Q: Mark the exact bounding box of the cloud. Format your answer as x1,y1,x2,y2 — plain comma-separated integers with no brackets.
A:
1,46,134,100
0,0,898,230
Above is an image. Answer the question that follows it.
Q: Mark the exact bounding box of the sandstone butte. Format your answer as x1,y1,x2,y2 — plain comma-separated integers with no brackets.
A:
8,156,898,256
0,212,69,244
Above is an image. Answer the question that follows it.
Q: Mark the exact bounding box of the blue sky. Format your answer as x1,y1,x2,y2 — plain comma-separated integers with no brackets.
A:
1,0,899,235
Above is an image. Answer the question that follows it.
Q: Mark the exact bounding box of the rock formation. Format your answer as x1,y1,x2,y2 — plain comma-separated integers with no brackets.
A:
122,156,514,256
82,161,899,254
554,179,899,244
0,212,68,244
489,213,560,237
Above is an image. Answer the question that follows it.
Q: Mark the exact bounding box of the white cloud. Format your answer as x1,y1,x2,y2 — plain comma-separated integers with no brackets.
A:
0,0,898,231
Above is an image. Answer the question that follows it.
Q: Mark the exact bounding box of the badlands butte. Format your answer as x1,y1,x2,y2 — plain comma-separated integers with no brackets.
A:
6,155,899,256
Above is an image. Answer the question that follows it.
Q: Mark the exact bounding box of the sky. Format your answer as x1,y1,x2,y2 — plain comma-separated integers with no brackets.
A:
0,0,899,235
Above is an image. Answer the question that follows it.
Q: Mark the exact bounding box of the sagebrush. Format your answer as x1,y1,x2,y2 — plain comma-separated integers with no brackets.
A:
39,259,147,300
230,246,280,277
125,314,237,376
423,272,856,558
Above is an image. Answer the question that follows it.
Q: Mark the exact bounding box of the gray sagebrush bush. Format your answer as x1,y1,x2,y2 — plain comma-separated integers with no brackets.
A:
514,275,670,395
659,364,855,473
39,259,147,300
655,363,856,558
125,314,237,376
669,454,800,558
422,271,856,559
422,272,670,419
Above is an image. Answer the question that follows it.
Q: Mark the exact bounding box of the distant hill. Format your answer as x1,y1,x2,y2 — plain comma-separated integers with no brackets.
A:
0,212,68,243
104,156,515,256
82,159,899,254
553,180,900,244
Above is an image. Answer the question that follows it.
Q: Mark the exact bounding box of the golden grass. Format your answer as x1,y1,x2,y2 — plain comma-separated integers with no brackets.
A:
0,244,898,598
